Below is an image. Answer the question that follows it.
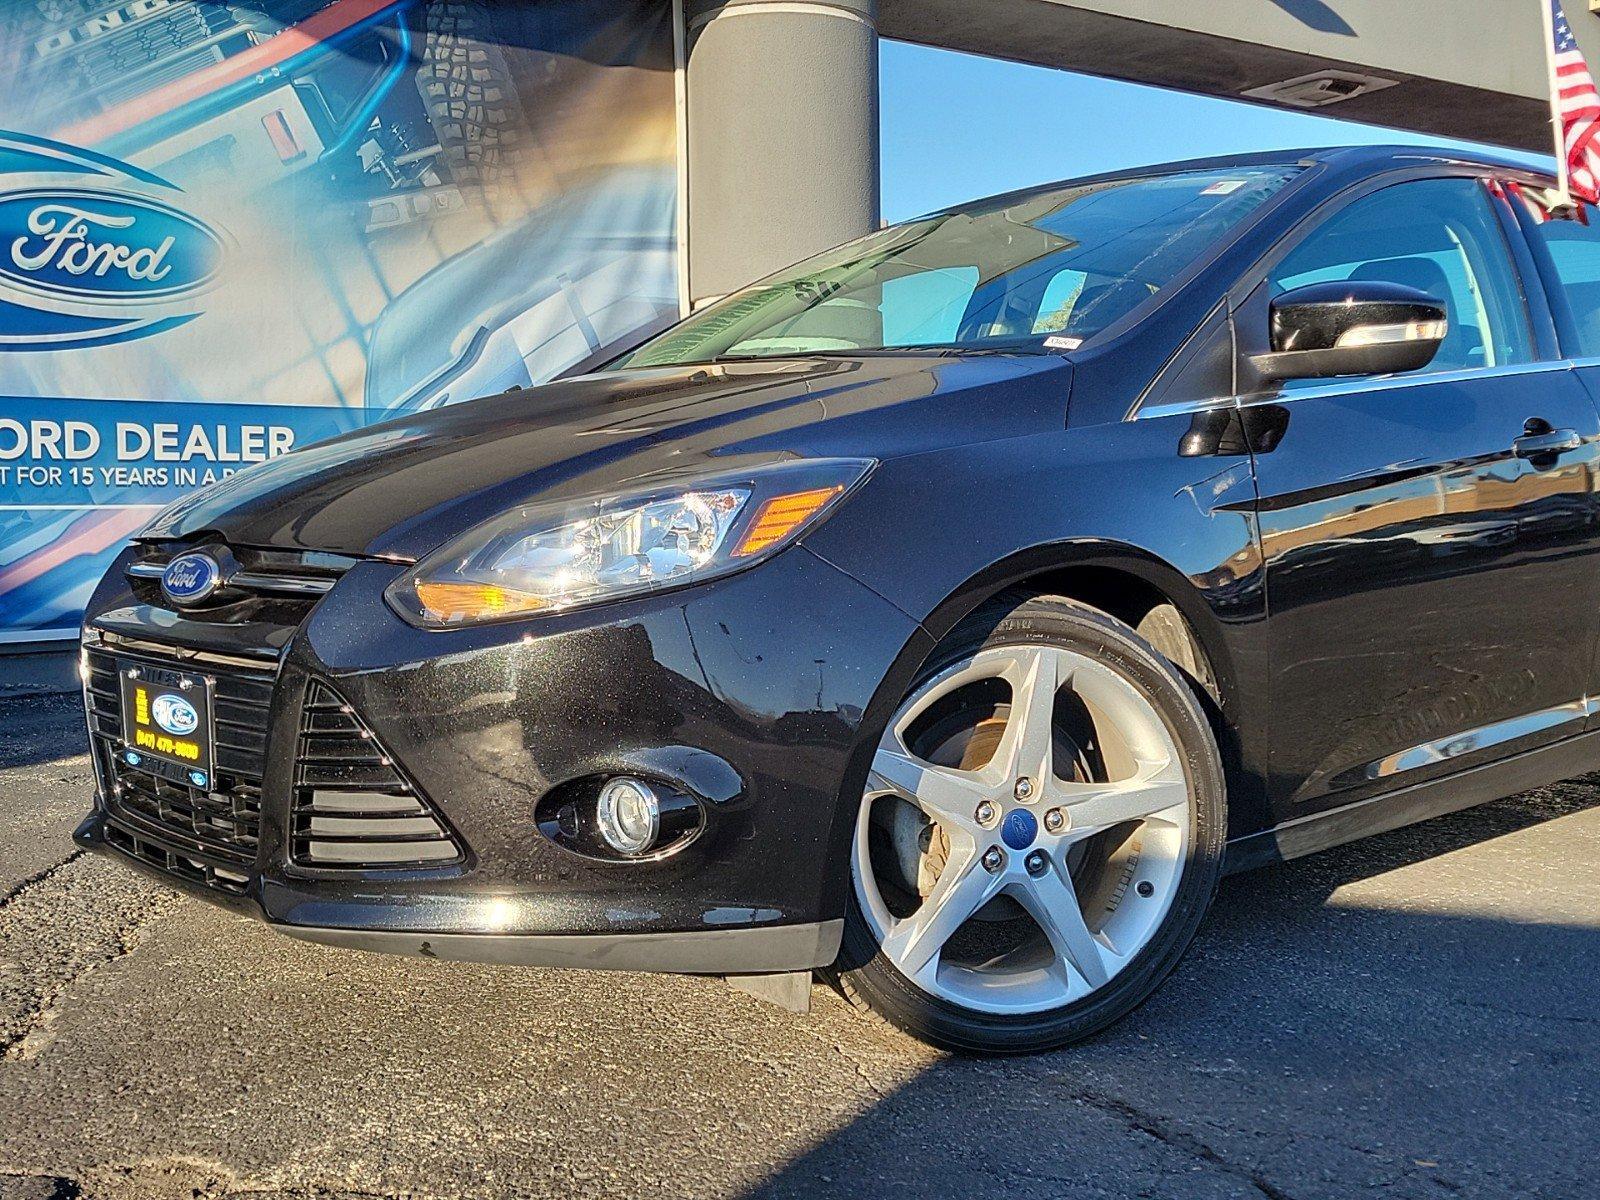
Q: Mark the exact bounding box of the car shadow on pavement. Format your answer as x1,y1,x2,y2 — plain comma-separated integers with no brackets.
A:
741,778,1600,1200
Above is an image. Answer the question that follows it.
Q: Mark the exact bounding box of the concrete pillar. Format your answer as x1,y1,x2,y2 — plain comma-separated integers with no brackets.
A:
683,0,880,307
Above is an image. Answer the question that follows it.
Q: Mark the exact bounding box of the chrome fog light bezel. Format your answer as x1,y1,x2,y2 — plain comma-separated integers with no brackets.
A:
537,774,708,863
596,777,662,856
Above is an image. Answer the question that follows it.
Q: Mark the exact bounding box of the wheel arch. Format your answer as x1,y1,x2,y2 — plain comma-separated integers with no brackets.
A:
913,540,1236,709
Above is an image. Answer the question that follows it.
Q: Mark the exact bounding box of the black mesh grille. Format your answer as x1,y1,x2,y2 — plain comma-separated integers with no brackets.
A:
85,645,274,894
292,682,463,868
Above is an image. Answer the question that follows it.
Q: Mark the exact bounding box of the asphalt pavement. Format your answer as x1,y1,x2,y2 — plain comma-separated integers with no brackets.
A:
1,689,1596,1200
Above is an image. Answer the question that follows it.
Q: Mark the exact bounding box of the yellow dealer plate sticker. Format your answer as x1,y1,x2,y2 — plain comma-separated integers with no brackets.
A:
117,661,215,790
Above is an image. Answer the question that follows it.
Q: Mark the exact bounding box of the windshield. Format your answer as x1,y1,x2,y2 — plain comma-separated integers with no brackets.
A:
614,164,1299,369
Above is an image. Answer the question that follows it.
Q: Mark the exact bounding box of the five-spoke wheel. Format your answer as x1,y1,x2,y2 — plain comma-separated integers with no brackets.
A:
834,594,1225,1053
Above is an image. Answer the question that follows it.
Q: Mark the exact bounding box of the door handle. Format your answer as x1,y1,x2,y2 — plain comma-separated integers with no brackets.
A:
1513,426,1582,459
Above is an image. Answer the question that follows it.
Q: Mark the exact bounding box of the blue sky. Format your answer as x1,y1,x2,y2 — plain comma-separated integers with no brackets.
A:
880,40,1546,221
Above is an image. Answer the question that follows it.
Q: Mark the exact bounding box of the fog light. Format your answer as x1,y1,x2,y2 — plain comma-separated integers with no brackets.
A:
597,778,661,856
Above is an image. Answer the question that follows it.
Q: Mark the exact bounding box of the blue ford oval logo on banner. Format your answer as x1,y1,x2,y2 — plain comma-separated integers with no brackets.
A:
161,553,221,607
0,188,223,303
0,131,227,351
151,693,200,737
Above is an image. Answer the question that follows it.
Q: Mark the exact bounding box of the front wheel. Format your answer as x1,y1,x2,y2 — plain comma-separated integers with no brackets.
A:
834,594,1226,1054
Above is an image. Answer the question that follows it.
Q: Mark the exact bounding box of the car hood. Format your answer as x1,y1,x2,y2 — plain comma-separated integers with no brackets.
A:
141,353,1068,561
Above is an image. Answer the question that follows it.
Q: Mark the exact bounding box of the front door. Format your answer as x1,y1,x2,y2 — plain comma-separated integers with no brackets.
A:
1244,176,1600,818
1503,182,1600,726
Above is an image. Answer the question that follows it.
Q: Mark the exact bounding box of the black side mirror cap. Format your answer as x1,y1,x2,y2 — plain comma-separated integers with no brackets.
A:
1250,281,1449,382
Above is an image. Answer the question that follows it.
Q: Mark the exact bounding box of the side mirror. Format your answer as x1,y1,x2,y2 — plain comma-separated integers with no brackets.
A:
1250,281,1449,382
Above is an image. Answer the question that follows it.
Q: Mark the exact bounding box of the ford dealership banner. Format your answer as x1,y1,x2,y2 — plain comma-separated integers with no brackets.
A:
0,0,678,641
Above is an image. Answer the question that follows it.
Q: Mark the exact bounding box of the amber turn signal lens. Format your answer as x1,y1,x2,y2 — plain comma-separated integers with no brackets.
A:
413,581,548,624
732,486,844,558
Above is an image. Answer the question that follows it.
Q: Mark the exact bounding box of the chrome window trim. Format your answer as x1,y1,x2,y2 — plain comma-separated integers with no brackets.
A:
1131,164,1572,423
1132,359,1581,422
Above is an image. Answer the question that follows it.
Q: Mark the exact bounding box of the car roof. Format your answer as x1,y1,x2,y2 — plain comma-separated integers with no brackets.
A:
925,144,1557,221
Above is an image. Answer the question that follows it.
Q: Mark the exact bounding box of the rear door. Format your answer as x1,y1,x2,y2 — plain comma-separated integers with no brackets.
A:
1241,175,1600,820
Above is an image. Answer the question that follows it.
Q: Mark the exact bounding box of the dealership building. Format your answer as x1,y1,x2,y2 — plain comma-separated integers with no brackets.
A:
0,0,1592,686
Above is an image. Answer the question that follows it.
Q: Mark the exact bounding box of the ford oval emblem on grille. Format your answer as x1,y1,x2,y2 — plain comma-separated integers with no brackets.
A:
151,693,199,737
161,552,221,607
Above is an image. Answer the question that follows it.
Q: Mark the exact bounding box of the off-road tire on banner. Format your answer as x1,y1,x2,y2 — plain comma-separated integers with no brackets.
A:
415,1,526,187
832,594,1227,1055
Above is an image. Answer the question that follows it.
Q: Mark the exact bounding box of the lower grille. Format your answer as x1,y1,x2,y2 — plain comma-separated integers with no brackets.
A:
106,760,262,864
85,639,464,882
85,643,274,894
102,820,251,896
292,682,463,868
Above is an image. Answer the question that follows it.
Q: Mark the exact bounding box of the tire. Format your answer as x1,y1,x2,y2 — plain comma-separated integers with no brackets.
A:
415,2,525,187
832,593,1226,1055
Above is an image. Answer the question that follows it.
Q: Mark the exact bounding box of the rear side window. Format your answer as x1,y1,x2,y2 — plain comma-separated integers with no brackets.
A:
1270,178,1535,376
1508,187,1600,357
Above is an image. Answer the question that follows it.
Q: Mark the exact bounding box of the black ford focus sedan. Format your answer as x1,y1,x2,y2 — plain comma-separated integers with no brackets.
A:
77,145,1600,1053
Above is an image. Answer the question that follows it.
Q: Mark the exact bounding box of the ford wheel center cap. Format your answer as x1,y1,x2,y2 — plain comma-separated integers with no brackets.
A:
161,552,222,607
1002,808,1039,850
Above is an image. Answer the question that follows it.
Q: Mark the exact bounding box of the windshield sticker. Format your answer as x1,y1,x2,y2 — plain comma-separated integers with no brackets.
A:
1202,180,1248,196
1044,335,1083,351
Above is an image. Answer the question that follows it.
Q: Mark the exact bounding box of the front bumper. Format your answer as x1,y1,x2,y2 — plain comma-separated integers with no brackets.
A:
76,543,928,974
72,813,841,970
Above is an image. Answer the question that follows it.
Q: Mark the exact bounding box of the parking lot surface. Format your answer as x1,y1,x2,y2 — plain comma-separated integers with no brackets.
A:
1,690,1596,1200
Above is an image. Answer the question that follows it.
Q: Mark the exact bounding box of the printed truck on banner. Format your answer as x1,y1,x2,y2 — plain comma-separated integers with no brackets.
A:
18,0,495,212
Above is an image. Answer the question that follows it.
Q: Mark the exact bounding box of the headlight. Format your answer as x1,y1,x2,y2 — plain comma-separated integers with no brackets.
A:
386,458,873,627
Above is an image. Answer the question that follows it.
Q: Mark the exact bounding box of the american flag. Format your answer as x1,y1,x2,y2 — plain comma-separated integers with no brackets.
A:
1550,0,1600,204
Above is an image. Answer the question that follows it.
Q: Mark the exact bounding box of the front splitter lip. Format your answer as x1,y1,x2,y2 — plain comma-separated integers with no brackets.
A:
280,920,844,973
73,811,843,974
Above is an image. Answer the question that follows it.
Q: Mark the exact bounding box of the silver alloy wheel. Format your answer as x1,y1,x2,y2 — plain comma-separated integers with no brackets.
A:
852,643,1193,1016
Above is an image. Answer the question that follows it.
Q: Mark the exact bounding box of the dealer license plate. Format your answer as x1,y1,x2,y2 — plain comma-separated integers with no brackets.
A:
117,660,215,789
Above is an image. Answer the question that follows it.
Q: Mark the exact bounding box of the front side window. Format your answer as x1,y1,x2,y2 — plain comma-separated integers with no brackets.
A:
1269,178,1534,377
614,165,1300,368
